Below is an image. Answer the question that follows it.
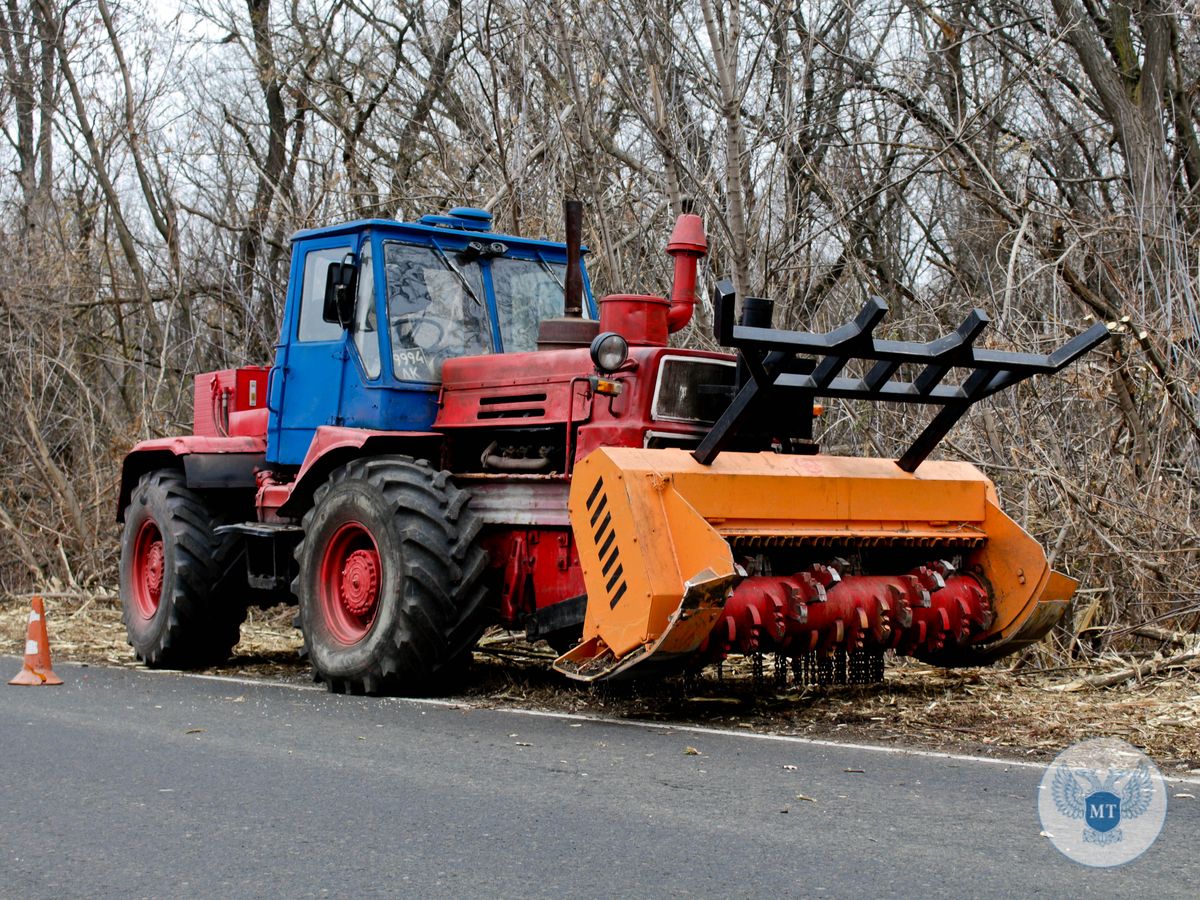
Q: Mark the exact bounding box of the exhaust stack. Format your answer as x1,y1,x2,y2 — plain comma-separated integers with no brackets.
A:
564,198,583,318
536,198,600,350
665,208,708,333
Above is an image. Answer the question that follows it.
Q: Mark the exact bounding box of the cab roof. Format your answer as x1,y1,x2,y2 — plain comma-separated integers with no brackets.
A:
290,207,587,256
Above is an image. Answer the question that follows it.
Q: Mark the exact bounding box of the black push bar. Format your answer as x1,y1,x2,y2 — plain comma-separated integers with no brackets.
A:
694,281,1109,471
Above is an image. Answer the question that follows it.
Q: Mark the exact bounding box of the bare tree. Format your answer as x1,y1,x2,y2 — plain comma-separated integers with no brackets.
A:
0,0,1197,658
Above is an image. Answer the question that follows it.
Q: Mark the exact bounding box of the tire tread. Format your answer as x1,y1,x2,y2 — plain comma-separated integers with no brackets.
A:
295,455,489,695
120,469,247,667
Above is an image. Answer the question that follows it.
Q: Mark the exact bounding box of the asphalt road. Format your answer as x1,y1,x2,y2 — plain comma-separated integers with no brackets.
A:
1,660,1197,899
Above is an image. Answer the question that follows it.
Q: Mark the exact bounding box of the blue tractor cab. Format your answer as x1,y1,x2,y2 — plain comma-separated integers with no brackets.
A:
265,207,596,466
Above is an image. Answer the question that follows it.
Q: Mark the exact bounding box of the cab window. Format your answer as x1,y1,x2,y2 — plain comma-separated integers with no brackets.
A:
298,245,351,342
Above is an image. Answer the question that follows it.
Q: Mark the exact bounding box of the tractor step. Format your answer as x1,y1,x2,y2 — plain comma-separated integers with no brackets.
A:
215,522,304,591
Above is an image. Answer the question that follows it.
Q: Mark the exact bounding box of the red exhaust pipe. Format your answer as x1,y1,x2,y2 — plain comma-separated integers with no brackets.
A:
665,211,707,333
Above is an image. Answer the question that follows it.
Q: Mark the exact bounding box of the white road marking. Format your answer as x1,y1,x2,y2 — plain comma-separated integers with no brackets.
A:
138,668,325,692
97,662,1200,784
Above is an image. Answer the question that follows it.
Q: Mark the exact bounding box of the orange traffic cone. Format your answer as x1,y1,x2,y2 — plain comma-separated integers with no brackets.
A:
9,596,63,686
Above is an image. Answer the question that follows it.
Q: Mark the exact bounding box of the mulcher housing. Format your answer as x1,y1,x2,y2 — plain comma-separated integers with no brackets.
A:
118,203,1108,693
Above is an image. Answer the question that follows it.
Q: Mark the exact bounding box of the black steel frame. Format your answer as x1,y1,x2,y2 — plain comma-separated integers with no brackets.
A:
694,280,1110,471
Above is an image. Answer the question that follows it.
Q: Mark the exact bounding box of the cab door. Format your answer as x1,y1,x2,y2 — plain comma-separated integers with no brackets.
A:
266,235,359,466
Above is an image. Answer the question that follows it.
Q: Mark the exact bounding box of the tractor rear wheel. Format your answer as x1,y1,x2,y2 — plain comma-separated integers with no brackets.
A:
119,469,248,667
294,456,488,695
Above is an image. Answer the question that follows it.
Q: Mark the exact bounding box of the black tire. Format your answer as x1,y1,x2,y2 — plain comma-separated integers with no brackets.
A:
294,456,489,695
119,469,248,667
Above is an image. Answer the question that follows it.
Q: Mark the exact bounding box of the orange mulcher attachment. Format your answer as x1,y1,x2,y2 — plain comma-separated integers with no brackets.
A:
554,448,1076,681
553,282,1107,683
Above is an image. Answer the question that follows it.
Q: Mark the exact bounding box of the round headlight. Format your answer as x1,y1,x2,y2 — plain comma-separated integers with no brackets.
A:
589,332,629,373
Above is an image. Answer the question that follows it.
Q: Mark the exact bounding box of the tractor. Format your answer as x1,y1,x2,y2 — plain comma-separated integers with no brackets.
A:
117,201,1108,693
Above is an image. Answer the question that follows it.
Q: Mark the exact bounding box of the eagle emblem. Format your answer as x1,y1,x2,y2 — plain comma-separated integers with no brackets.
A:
1051,760,1155,846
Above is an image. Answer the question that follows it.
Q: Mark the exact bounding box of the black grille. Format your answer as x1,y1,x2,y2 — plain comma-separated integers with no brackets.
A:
477,392,547,419
652,357,737,425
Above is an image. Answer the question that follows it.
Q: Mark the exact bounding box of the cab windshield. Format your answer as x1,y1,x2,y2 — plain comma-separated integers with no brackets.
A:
491,257,569,353
382,242,580,380
384,241,490,381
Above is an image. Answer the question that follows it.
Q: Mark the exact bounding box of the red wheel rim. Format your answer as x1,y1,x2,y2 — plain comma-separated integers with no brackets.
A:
131,519,165,619
318,522,383,644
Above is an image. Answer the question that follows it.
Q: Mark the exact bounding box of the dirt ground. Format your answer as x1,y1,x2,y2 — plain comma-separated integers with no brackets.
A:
4,594,1199,775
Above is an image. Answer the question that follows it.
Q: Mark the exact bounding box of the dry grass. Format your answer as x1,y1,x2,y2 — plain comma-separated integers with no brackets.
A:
4,595,1198,774
0,593,304,677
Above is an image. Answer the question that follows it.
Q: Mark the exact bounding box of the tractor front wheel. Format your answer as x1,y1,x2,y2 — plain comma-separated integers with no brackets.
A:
295,456,488,695
119,469,247,667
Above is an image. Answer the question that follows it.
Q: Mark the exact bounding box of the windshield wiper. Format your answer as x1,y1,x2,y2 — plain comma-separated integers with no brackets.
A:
430,239,484,307
537,254,568,292
534,251,566,291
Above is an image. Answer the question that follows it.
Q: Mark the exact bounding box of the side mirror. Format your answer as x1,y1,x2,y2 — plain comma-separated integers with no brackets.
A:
323,253,357,327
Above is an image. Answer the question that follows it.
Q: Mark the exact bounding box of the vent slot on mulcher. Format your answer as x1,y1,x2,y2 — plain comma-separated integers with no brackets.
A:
586,477,628,608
